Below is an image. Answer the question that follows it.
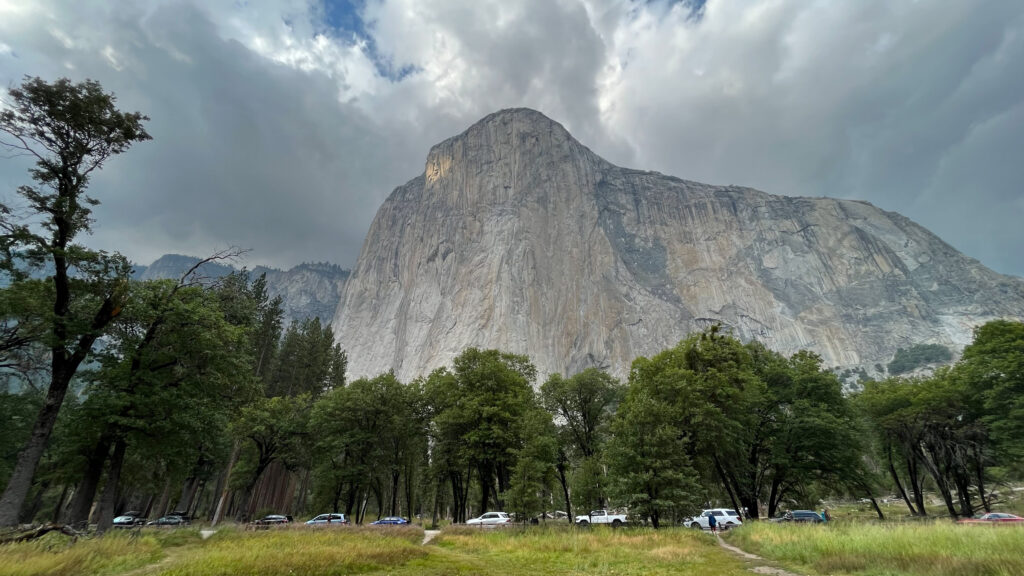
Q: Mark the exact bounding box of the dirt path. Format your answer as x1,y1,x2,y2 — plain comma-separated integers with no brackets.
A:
421,529,440,545
715,534,804,576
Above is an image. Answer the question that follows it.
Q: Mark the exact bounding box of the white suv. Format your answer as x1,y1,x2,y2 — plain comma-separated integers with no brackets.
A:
466,512,511,525
686,508,743,530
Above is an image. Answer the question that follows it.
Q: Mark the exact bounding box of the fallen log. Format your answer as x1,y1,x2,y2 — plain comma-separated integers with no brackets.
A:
0,523,82,544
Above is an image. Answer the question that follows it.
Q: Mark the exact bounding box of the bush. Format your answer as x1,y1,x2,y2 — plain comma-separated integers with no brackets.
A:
887,344,952,375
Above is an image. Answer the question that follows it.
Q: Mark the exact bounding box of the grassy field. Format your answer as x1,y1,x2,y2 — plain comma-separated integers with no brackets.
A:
4,521,1022,576
725,521,1024,576
0,525,747,576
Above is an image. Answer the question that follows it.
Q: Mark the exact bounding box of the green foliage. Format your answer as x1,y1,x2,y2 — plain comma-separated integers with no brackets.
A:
540,368,623,460
887,343,952,375
503,409,558,521
426,348,539,517
568,456,604,516
958,319,1024,473
855,322,1023,520
0,77,150,274
308,371,424,518
0,391,42,486
266,317,346,398
540,368,623,516
231,395,310,491
606,384,701,528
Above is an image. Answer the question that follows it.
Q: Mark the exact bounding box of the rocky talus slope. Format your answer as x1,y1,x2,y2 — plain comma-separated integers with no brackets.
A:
333,108,1024,382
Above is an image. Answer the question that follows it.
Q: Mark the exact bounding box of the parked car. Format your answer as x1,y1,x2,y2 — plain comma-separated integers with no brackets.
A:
306,513,349,525
113,512,146,528
773,510,823,523
958,513,1024,524
371,516,410,525
575,510,627,527
254,514,292,525
685,509,743,530
466,512,511,525
147,515,189,526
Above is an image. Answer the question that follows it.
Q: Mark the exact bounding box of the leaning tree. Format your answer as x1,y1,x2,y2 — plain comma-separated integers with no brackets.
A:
0,77,150,526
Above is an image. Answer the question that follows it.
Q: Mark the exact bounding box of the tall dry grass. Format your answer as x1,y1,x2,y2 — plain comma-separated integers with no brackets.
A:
0,531,162,576
429,526,748,575
153,525,426,576
726,521,1024,576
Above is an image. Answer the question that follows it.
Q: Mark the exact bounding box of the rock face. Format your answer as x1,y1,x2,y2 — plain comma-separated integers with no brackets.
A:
138,255,348,326
333,108,1024,382
251,263,350,326
137,254,234,282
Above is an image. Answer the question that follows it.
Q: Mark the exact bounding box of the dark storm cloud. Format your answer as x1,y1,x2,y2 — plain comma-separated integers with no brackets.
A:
1,0,1022,277
0,1,399,268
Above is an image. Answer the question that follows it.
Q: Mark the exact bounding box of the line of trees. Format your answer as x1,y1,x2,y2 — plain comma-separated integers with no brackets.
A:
1,78,1022,530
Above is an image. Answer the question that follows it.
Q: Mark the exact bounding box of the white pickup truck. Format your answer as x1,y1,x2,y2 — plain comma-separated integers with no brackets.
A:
575,510,627,526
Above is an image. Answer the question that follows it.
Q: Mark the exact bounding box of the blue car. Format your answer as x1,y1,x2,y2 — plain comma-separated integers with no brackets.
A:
371,516,409,525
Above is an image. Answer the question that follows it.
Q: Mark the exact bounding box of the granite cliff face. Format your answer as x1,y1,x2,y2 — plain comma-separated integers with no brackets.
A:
333,108,1024,382
251,263,349,326
138,255,348,326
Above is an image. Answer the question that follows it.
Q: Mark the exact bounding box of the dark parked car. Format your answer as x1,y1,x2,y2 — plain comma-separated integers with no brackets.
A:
254,514,293,525
148,515,189,526
371,516,409,525
774,510,823,523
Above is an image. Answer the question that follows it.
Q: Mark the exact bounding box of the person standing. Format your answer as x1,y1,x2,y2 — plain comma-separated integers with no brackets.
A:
708,512,718,534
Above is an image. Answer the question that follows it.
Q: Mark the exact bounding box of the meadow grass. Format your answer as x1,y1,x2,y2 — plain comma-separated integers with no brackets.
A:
149,525,426,576
0,525,748,576
394,525,749,576
725,521,1024,576
0,530,163,576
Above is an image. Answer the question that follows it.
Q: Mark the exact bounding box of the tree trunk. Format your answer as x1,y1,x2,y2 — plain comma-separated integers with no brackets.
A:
154,477,173,520
51,484,69,523
478,468,490,516
887,447,917,515
713,456,749,519
211,440,240,526
390,471,400,516
556,460,572,522
767,475,783,518
344,484,358,517
920,445,959,518
975,454,991,512
906,456,927,516
95,438,127,534
190,480,207,519
19,479,50,524
0,367,74,526
66,436,112,527
178,477,199,517
868,495,885,520
295,468,311,516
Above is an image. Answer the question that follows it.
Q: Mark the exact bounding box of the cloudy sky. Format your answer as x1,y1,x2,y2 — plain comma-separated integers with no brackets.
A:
1,0,1023,276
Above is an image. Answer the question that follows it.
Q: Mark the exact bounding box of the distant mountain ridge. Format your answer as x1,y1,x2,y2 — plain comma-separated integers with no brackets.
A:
136,254,349,326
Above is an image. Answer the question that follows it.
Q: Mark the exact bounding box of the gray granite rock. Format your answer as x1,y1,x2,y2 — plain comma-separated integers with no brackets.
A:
333,108,1024,383
139,255,348,327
